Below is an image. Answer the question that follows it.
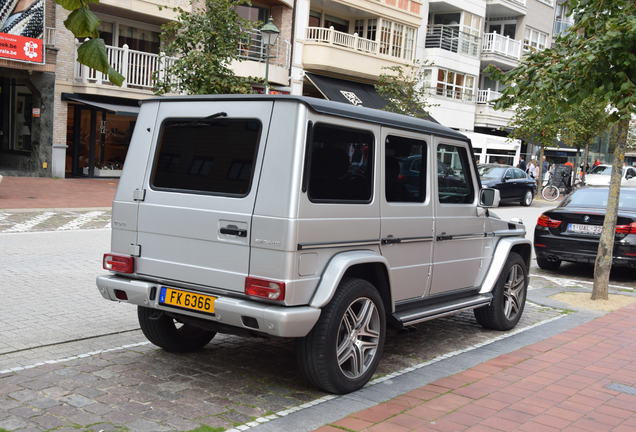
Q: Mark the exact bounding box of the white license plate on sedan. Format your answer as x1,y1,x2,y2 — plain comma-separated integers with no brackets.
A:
568,223,602,235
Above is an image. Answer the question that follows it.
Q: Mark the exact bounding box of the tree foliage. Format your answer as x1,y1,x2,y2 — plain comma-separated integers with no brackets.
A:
56,0,124,86
154,0,257,95
487,0,636,299
375,63,436,120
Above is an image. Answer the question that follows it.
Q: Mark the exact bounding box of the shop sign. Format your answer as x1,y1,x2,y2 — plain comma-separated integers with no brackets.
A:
0,0,45,64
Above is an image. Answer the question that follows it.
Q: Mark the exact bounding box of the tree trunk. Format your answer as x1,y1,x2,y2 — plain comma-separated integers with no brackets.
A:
591,119,629,300
574,146,581,186
583,141,590,182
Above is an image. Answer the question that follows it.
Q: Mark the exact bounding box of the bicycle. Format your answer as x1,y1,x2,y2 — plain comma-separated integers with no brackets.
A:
541,167,583,201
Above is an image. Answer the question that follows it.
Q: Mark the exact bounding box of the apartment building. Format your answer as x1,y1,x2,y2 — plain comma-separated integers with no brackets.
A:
0,0,56,176
291,0,424,107
48,0,293,178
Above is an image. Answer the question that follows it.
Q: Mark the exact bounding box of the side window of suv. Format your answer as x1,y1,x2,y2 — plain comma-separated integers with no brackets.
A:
437,144,475,204
385,135,426,203
307,123,374,203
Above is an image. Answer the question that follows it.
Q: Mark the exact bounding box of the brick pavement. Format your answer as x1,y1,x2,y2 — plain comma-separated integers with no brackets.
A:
318,302,636,432
0,176,117,209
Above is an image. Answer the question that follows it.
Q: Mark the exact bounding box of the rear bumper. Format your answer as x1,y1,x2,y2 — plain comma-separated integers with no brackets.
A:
534,233,636,267
96,275,321,337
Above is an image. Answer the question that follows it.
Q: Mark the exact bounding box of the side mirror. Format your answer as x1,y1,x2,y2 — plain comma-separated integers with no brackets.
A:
479,188,500,208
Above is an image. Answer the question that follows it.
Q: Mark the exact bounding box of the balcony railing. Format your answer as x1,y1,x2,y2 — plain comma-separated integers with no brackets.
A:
487,0,526,6
305,26,414,61
482,33,522,60
553,20,573,36
74,43,176,89
424,25,479,57
476,89,502,104
238,29,291,69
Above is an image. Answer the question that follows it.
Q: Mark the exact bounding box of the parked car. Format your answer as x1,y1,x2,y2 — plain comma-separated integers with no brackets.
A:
534,187,636,270
97,95,530,394
478,164,537,206
585,164,636,186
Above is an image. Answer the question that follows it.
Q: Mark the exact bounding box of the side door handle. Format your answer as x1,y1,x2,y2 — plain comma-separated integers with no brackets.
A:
437,234,453,241
381,237,401,245
220,225,247,237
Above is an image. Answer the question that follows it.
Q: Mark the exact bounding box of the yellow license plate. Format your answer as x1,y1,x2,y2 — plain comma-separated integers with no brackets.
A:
159,287,216,314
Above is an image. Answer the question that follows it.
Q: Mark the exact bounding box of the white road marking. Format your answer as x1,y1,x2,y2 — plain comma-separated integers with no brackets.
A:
57,211,105,231
0,341,150,375
534,274,634,291
3,212,56,233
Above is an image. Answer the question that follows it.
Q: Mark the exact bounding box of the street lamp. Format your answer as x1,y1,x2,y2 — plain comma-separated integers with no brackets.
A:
260,16,280,95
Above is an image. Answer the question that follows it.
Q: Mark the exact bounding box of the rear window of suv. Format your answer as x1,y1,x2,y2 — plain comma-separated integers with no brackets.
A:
151,118,261,196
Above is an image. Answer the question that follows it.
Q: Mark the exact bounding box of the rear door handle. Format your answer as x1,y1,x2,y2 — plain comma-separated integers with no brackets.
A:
220,226,247,237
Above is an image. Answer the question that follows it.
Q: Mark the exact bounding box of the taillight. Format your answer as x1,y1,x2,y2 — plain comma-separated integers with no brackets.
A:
245,277,285,301
103,253,134,274
537,214,562,228
616,222,636,235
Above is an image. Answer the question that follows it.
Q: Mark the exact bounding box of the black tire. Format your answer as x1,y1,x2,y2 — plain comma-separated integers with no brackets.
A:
474,252,528,331
542,185,559,201
521,189,534,206
536,256,561,271
297,278,386,394
138,306,216,353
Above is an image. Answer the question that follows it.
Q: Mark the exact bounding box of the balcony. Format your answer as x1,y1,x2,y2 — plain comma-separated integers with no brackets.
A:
303,26,414,81
74,43,176,90
481,33,522,69
424,25,480,58
475,89,514,128
232,29,291,86
485,0,527,17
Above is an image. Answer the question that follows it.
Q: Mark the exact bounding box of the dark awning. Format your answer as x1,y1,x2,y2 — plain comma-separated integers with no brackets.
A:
305,73,388,109
305,73,439,124
62,94,140,116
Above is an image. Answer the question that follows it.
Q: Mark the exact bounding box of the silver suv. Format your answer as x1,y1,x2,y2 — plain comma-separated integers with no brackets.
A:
97,95,530,394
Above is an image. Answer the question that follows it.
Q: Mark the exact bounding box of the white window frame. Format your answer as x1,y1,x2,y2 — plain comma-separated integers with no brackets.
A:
523,27,549,52
424,67,476,102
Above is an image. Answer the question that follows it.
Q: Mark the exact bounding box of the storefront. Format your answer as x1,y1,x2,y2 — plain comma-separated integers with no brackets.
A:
62,93,139,178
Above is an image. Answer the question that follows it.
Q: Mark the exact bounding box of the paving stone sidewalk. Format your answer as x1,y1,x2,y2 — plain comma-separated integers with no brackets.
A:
318,302,636,432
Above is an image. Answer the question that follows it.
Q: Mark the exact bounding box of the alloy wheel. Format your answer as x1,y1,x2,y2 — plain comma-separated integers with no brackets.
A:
503,264,525,320
336,297,381,379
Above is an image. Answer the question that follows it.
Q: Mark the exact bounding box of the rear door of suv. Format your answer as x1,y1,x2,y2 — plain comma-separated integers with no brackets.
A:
135,100,273,294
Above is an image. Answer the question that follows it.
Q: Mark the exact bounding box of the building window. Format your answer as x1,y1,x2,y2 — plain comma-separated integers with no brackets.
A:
379,20,392,55
236,5,269,22
324,15,349,33
425,68,476,101
0,79,33,153
391,23,404,58
524,27,548,52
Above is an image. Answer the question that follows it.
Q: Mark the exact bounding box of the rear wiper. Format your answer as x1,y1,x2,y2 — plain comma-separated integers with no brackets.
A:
204,112,227,119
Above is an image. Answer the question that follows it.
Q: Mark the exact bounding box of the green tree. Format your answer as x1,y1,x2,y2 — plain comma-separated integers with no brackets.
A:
375,63,436,119
56,0,124,85
154,0,257,95
489,0,636,299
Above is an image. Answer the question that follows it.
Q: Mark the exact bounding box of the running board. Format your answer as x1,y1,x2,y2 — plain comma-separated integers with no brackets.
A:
393,293,493,327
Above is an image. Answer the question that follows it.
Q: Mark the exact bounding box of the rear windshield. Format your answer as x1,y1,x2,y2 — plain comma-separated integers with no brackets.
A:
151,118,261,196
562,188,636,211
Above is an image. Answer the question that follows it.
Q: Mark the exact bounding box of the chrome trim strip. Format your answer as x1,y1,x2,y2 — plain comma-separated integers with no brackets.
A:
399,236,434,244
450,233,487,241
489,229,526,237
297,239,381,251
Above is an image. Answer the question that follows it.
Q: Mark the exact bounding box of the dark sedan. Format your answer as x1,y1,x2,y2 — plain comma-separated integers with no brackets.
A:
478,164,537,206
534,187,636,270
